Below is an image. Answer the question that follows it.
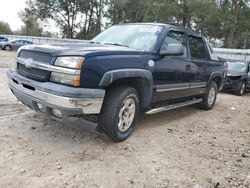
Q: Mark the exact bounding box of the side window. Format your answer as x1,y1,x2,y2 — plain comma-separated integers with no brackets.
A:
161,30,187,57
208,42,214,54
188,36,207,59
13,40,22,44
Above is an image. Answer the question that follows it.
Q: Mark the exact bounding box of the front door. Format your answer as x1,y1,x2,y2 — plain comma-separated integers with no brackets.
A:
12,40,24,50
152,30,195,103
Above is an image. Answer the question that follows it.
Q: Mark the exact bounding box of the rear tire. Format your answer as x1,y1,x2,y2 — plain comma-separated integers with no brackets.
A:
98,86,140,142
199,81,218,110
235,81,245,96
4,45,11,51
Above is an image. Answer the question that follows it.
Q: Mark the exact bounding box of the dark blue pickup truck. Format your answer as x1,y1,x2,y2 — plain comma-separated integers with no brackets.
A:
7,23,227,142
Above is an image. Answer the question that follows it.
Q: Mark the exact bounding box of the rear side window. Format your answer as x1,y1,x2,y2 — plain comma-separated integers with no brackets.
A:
188,36,206,59
24,41,32,44
161,30,187,57
13,40,23,44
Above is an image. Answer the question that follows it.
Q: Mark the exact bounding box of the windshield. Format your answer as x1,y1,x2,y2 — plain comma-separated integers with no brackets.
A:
227,62,246,72
92,24,163,52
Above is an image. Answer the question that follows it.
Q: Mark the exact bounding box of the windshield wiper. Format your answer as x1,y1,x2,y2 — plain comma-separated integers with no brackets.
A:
104,43,130,48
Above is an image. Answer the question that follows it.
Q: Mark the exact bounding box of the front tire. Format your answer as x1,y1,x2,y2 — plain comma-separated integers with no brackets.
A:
199,81,218,110
4,45,12,51
235,81,245,96
98,86,140,142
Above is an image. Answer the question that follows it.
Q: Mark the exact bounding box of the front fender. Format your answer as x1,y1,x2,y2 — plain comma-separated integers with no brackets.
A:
99,69,153,108
99,69,152,86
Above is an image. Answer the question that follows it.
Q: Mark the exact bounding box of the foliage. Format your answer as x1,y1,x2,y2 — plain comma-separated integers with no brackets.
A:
18,6,43,36
18,0,250,48
77,0,105,39
32,0,83,38
0,21,12,35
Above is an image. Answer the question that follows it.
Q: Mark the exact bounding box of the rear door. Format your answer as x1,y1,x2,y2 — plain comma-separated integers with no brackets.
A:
187,35,210,94
247,63,250,87
23,40,32,46
17,40,25,49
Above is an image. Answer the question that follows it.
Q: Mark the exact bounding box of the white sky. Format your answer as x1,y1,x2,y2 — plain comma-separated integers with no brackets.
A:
0,0,26,30
0,0,59,34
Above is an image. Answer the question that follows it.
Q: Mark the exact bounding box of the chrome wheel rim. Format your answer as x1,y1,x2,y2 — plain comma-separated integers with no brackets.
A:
118,97,136,132
240,83,245,95
208,87,216,106
5,46,11,51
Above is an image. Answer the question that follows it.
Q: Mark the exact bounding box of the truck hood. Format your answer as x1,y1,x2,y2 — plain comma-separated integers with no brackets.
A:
19,42,147,57
227,70,246,77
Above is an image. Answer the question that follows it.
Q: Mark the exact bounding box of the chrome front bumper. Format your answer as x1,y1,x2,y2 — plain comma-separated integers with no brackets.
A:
7,69,105,116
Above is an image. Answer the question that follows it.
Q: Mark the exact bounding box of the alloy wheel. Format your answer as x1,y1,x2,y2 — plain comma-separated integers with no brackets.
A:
117,97,136,132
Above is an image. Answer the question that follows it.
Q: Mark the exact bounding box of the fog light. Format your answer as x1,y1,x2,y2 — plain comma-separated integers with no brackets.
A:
52,109,62,118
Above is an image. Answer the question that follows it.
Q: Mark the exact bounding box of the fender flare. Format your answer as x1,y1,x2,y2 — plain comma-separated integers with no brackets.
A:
208,71,224,90
99,69,153,108
240,74,248,81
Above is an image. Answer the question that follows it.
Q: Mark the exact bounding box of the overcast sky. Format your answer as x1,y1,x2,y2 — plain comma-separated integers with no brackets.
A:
0,0,26,30
0,0,60,34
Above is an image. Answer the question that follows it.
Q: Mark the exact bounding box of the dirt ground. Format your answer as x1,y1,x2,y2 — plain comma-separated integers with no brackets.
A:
0,50,249,188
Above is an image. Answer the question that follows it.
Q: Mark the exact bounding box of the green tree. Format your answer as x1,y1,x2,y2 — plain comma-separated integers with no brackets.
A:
106,0,151,25
20,0,250,48
19,1,43,37
33,0,83,38
218,0,250,48
77,0,105,39
0,21,12,34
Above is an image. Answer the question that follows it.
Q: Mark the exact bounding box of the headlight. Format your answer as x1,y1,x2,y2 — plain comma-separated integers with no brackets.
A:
50,72,80,87
54,56,84,69
50,56,84,87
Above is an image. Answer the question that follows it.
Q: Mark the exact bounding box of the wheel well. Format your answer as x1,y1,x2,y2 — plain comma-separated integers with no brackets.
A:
4,45,11,49
105,78,152,109
212,76,222,89
242,78,247,83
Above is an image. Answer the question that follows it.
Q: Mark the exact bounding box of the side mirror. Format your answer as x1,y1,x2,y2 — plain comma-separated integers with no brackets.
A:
160,43,184,56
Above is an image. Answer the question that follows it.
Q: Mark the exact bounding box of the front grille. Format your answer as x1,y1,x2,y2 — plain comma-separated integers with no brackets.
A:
19,50,53,63
229,76,241,80
17,50,53,82
18,64,51,82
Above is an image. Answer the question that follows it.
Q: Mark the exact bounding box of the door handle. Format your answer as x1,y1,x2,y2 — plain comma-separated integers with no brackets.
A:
203,65,208,69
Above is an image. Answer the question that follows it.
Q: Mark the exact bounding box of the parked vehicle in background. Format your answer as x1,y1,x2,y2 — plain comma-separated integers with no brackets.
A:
223,59,250,95
7,23,227,142
0,36,8,42
0,40,33,51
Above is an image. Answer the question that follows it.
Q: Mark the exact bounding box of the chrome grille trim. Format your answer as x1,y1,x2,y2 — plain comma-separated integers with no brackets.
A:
16,57,81,75
19,50,52,63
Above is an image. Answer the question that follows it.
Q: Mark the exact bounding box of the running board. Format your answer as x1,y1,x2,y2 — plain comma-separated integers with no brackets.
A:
145,98,203,115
